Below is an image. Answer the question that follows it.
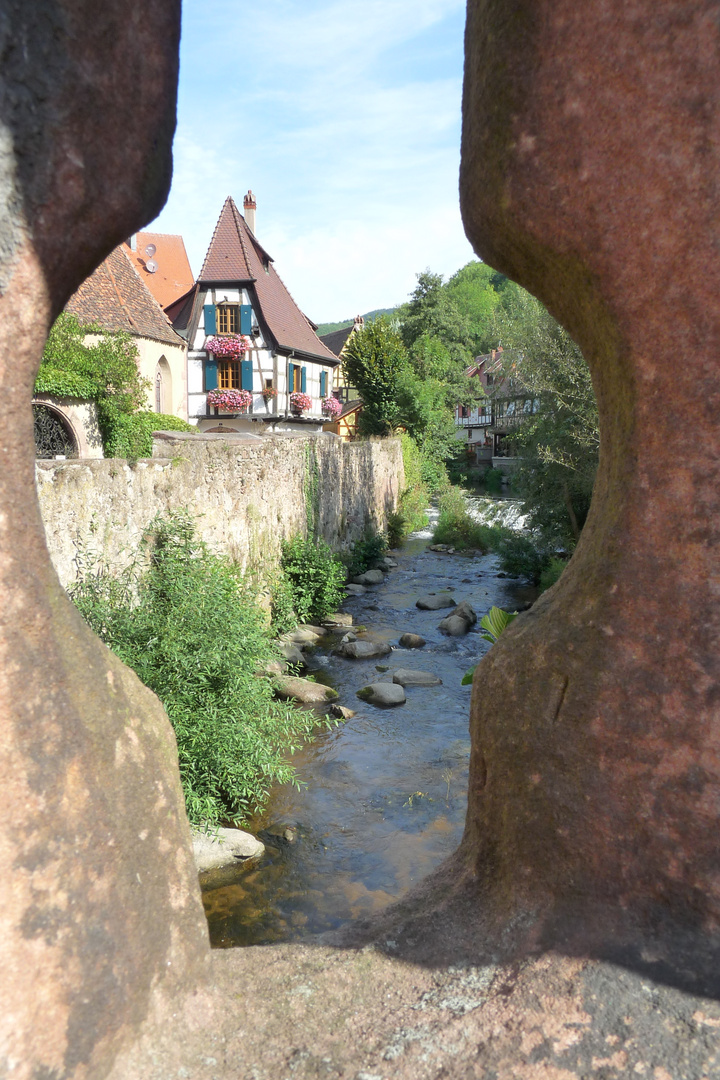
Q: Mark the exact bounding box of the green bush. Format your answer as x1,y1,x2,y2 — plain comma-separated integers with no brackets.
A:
104,411,194,460
278,535,346,625
345,530,388,577
433,487,494,551
71,512,333,826
493,530,551,582
538,556,567,593
483,467,504,493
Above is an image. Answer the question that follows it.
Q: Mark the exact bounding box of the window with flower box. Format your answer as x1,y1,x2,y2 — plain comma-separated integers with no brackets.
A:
219,358,241,388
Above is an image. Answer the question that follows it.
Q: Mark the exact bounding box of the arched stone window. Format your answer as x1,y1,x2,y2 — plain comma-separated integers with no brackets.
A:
155,355,172,414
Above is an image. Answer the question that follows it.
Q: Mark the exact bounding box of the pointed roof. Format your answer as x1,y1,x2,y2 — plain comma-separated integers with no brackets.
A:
66,245,184,347
198,197,339,365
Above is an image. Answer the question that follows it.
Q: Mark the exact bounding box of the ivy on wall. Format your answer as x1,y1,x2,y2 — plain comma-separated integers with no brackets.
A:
36,312,192,459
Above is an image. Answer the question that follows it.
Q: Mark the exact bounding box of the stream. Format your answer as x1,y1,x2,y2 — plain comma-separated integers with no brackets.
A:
201,496,535,948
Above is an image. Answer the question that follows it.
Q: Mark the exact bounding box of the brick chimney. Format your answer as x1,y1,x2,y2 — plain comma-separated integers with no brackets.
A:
243,190,257,235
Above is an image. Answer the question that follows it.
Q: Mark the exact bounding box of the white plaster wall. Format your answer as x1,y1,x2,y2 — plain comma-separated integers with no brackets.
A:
133,337,188,420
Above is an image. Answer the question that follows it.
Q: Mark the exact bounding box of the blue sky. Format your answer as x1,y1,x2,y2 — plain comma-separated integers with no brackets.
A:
150,0,476,322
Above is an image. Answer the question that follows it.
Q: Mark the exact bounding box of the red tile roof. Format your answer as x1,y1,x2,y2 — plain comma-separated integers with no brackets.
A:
126,232,194,309
198,197,339,365
66,245,184,347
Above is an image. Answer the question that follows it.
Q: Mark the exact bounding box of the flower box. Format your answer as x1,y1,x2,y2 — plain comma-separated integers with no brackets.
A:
321,396,342,418
207,388,252,412
289,391,312,414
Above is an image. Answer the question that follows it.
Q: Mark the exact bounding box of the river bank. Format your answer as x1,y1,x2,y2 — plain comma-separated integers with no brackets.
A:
201,504,536,947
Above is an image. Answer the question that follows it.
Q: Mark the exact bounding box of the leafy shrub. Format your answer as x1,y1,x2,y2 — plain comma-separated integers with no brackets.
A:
270,572,297,635
493,531,551,582
104,411,193,460
538,556,567,593
483,467,504,493
71,511,334,826
345,530,388,577
433,487,494,551
278,535,346,625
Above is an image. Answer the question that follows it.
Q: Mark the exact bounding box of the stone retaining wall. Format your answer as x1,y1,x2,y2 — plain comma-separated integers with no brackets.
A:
36,430,404,588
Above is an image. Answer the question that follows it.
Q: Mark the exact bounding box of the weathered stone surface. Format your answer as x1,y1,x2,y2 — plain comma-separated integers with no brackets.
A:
282,627,322,646
357,682,406,707
345,583,367,595
438,615,472,637
0,2,214,1076
277,640,305,667
459,0,720,973
37,434,404,588
337,639,393,660
352,568,385,585
192,827,264,872
377,556,398,569
399,632,426,649
9,3,720,1077
108,946,720,1080
273,676,339,705
416,593,456,610
339,631,357,644
392,668,442,687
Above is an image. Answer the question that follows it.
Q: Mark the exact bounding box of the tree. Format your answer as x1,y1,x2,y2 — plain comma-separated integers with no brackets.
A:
445,260,504,354
341,316,409,435
493,289,599,545
397,270,474,367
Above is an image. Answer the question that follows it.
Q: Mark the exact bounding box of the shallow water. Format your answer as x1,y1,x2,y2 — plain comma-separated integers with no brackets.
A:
201,513,535,948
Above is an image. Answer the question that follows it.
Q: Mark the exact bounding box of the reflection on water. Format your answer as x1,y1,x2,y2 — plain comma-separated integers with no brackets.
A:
202,516,535,948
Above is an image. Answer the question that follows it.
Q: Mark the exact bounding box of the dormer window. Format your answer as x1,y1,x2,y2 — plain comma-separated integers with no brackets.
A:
216,303,238,335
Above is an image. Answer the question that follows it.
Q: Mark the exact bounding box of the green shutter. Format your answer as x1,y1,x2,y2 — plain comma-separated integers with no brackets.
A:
301,366,307,393
240,305,253,335
204,305,216,335
288,363,295,393
241,359,253,391
205,358,218,391
320,372,327,397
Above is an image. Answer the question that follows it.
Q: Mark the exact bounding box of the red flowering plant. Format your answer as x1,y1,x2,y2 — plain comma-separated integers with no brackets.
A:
262,386,278,400
289,391,312,412
207,388,252,412
321,395,342,418
205,335,252,358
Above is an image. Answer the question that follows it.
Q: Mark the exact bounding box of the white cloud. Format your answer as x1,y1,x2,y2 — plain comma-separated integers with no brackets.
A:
150,0,475,319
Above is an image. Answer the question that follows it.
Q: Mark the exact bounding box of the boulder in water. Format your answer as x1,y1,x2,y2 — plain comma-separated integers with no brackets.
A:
399,633,426,649
451,600,477,626
392,668,442,687
352,569,385,586
192,827,264,872
337,639,392,660
357,682,406,707
438,614,472,637
416,593,456,610
273,676,339,704
277,641,306,667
